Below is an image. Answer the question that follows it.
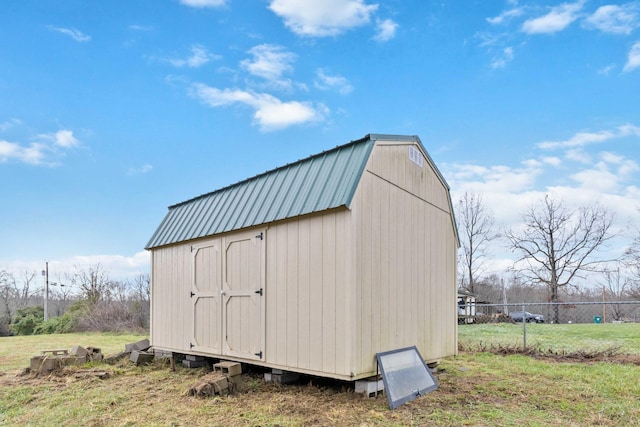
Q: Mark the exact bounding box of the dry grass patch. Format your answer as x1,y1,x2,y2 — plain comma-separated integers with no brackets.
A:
2,332,640,426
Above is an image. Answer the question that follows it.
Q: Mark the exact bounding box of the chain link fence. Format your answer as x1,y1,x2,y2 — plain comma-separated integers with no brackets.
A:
470,301,640,325
458,301,640,353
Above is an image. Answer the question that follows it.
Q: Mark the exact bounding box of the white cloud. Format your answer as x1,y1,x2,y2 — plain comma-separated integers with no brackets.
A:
48,26,91,42
169,45,220,68
373,18,398,42
1,251,151,283
541,156,562,166
487,7,525,25
597,64,616,75
127,163,153,175
241,44,296,81
0,118,21,132
129,24,153,31
601,151,625,164
623,41,640,72
491,46,514,68
0,129,80,165
583,3,640,35
268,0,378,37
53,130,79,148
179,0,227,8
571,165,621,192
476,31,506,48
569,152,638,193
36,130,80,148
0,140,46,165
446,125,640,278
566,148,592,163
521,0,585,34
537,124,640,149
445,163,542,195
314,69,353,94
190,83,327,131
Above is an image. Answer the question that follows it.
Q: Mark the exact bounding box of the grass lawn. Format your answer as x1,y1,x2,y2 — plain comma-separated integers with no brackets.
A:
1,330,639,426
0,332,148,372
458,323,640,354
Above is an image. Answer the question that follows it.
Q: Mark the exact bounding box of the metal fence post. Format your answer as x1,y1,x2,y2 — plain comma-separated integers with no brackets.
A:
522,303,527,350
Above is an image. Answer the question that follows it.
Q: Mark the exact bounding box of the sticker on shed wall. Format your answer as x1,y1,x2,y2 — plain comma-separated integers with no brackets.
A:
409,146,423,167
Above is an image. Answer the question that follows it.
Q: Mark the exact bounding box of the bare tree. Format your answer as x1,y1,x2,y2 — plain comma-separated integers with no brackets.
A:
506,195,615,323
50,278,74,317
69,263,111,303
132,273,150,303
0,269,16,321
0,269,39,318
15,270,37,310
600,268,632,321
456,192,497,294
625,216,640,299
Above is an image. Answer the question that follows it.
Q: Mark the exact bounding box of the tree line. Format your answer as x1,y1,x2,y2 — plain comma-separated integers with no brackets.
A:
0,264,149,336
456,192,640,320
3,192,638,334
457,192,640,323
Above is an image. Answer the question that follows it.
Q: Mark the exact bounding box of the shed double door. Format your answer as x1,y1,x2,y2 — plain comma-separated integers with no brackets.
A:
191,229,265,360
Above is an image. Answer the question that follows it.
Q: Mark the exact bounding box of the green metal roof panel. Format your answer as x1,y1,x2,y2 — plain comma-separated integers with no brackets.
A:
145,135,376,249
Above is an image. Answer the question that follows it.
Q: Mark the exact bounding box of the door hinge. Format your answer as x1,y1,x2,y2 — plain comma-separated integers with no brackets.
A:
254,351,263,358
190,245,194,252
190,342,195,349
190,291,195,298
254,288,263,296
256,232,263,240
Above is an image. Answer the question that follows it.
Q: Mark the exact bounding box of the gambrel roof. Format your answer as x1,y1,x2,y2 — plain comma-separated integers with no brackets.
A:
145,134,452,249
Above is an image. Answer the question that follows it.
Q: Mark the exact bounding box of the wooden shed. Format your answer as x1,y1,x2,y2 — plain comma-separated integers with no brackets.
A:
145,134,459,380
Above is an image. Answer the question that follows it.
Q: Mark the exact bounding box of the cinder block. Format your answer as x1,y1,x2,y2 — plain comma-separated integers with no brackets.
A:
182,359,208,368
42,349,69,356
228,374,246,392
30,356,56,372
213,361,242,377
211,376,229,394
71,346,89,358
125,339,150,352
355,379,384,397
29,353,77,372
87,346,102,355
265,371,299,384
85,347,103,361
130,350,154,366
186,354,205,362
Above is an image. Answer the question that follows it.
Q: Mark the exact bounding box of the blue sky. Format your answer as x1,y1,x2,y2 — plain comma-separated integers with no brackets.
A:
1,0,639,284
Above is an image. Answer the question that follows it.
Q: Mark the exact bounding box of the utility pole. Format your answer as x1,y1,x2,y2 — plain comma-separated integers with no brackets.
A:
42,261,49,321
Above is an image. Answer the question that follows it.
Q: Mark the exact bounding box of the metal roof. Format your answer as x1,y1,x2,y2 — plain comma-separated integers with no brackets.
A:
145,135,377,249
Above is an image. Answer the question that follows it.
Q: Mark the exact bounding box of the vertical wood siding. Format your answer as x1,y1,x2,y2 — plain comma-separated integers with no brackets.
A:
352,141,457,376
150,243,192,352
265,209,354,377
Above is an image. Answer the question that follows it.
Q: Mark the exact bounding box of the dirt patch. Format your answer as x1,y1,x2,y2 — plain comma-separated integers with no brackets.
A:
459,342,640,365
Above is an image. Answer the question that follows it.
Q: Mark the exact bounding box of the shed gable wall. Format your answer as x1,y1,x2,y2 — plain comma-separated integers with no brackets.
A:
351,141,457,377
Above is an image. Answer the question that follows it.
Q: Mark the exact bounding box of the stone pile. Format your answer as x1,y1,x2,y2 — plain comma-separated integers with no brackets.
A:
187,361,245,398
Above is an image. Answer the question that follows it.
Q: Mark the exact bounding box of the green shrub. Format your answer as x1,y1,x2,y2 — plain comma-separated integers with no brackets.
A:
34,313,77,334
10,306,44,335
33,300,89,334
